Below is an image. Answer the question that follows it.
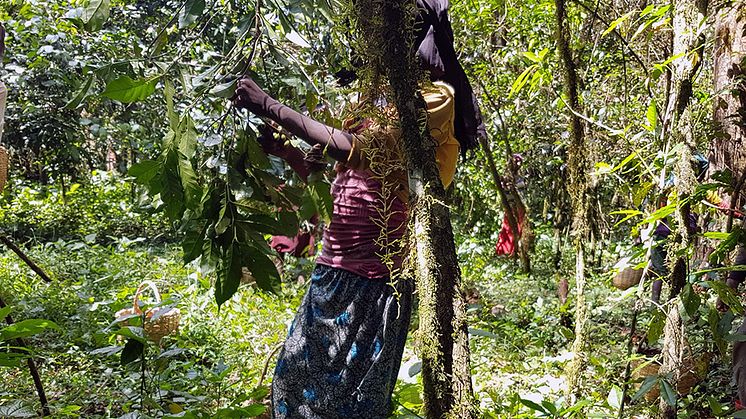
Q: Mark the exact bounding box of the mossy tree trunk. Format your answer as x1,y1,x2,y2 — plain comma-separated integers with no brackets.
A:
357,0,477,417
658,0,707,416
554,0,591,397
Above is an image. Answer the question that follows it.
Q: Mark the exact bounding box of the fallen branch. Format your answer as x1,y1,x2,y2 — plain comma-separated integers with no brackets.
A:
0,235,52,282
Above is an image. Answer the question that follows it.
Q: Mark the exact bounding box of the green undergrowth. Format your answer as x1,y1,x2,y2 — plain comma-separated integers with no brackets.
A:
0,218,738,418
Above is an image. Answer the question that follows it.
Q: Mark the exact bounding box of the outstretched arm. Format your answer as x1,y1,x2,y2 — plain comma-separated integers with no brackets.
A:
233,77,353,162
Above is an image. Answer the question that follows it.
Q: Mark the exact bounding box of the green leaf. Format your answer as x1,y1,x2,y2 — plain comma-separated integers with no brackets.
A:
659,378,677,406
0,319,59,342
179,0,206,29
724,333,746,342
645,101,658,131
519,398,548,414
681,284,701,316
242,245,281,294
708,280,744,314
120,338,144,365
179,156,201,210
215,244,243,306
647,310,665,345
607,385,622,409
183,228,205,264
82,0,111,31
210,79,237,98
164,80,178,131
102,76,158,103
177,116,198,158
115,326,148,344
632,375,658,401
602,11,634,36
242,404,266,417
0,306,11,321
64,75,95,109
129,160,161,185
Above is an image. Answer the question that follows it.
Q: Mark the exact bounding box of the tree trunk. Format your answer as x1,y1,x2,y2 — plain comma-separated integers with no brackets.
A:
554,0,591,397
710,1,746,408
363,0,477,417
710,4,746,186
657,0,708,416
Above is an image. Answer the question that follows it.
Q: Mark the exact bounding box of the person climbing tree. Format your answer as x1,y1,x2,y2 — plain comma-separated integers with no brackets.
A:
231,1,484,416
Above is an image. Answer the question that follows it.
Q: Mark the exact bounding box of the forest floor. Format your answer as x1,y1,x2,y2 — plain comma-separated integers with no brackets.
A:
0,233,735,418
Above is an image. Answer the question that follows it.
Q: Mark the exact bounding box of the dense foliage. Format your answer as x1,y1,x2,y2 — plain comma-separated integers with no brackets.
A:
2,0,746,417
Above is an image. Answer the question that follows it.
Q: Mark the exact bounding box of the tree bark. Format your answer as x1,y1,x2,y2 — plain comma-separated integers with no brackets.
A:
657,0,707,416
709,1,746,409
361,0,477,417
554,0,591,397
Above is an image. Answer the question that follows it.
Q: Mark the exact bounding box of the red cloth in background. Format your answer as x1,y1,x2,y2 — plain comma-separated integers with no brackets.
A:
271,232,315,258
495,207,525,256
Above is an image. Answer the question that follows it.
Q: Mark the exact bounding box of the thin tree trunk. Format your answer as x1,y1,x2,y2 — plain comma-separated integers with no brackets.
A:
0,297,50,416
554,0,591,397
364,0,476,416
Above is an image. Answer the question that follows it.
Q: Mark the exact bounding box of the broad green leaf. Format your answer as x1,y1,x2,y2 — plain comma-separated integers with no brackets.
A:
64,75,94,109
659,378,676,406
510,65,537,98
242,245,281,294
607,385,622,409
632,375,658,401
0,306,11,321
210,79,237,98
120,338,144,365
179,156,201,209
647,309,665,345
179,0,206,28
215,244,243,306
82,0,111,31
518,398,548,414
724,333,746,342
128,159,161,184
102,76,158,103
681,284,701,316
0,319,59,342
182,228,205,264
115,326,148,344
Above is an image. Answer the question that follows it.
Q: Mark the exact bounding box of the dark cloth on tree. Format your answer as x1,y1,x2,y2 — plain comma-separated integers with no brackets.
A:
271,264,413,418
414,0,486,153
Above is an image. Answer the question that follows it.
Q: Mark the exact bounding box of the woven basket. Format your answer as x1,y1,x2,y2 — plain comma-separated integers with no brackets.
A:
631,352,712,401
0,146,8,193
612,267,643,290
114,281,180,344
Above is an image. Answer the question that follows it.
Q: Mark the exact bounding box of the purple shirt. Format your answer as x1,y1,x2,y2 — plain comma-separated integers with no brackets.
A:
315,166,407,279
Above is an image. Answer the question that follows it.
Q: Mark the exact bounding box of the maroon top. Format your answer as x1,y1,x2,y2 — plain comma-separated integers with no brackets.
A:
315,166,407,279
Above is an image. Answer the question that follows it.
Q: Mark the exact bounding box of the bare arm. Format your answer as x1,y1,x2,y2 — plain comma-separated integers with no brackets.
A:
233,77,353,162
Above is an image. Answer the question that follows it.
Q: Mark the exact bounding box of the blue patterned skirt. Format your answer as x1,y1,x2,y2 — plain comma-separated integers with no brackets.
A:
271,264,413,418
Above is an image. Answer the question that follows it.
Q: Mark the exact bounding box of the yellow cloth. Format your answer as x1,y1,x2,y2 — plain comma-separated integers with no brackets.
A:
346,82,460,190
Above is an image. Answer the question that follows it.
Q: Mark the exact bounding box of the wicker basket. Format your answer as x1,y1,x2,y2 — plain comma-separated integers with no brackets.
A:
612,267,643,290
631,352,712,401
0,146,8,193
114,281,180,344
